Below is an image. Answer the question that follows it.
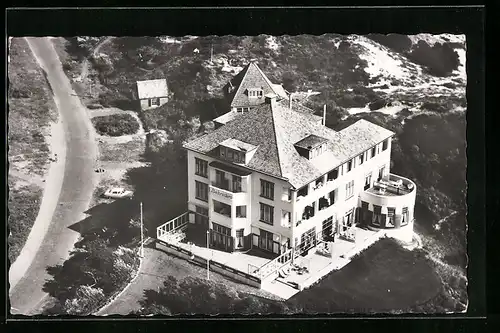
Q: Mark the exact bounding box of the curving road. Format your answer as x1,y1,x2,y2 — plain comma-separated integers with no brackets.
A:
9,37,98,315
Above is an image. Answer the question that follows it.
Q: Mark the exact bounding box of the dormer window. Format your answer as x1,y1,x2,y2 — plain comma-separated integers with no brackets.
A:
248,88,264,98
294,134,329,160
218,138,258,165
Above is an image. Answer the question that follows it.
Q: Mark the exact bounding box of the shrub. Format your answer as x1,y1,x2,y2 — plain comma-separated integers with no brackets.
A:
407,41,460,77
369,99,388,111
91,113,140,136
367,34,413,53
421,101,448,113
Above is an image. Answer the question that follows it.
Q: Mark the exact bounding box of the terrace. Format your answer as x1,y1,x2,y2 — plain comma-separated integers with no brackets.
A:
366,173,415,197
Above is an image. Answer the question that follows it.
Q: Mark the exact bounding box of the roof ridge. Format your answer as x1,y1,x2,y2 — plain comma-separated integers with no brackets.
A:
253,63,284,97
269,102,284,178
229,62,253,107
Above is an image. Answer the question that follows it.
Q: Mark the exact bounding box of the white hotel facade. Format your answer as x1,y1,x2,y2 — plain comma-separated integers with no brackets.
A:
181,62,416,256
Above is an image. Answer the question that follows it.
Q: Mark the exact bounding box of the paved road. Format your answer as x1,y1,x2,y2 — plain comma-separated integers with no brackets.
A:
95,246,182,315
9,37,98,315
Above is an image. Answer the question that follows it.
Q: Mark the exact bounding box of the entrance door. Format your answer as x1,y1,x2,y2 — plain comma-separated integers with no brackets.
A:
236,229,245,249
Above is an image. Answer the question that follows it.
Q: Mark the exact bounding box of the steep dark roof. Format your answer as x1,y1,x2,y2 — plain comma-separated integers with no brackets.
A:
226,62,288,108
184,99,395,189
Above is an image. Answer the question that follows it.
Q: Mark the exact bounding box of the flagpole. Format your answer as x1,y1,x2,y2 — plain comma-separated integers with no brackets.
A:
140,202,144,257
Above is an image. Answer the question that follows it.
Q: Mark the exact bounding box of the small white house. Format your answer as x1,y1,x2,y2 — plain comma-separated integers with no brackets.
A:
136,79,169,111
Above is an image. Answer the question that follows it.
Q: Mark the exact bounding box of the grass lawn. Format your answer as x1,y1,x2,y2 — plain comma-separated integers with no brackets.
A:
8,37,58,263
92,114,140,137
98,138,145,163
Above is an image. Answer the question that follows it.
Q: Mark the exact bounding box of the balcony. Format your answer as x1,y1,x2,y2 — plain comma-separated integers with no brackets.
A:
360,173,417,208
365,174,415,197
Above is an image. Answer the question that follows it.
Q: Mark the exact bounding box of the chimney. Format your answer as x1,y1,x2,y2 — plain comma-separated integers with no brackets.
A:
323,104,327,126
265,93,277,107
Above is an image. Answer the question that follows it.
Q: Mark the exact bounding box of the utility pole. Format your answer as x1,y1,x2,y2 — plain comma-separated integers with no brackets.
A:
140,202,144,257
206,230,210,280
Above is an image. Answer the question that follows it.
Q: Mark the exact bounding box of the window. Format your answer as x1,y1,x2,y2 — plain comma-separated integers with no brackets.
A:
215,170,229,190
232,175,242,192
236,205,247,218
220,146,227,158
195,205,209,225
236,107,243,113
329,188,338,205
371,146,377,158
315,177,324,189
378,165,386,181
387,207,395,227
248,88,263,98
364,173,372,190
260,179,275,200
402,207,409,226
228,150,234,160
196,205,209,216
213,200,231,217
282,210,291,227
322,216,334,239
149,97,160,107
282,187,292,201
347,159,353,172
344,209,354,227
361,201,369,210
328,168,339,181
359,152,365,165
310,144,325,159
302,202,315,220
297,185,308,199
382,139,388,151
260,203,274,225
345,180,355,199
195,181,208,202
213,222,231,236
259,229,274,251
300,227,317,252
195,158,208,177
373,205,382,226
236,229,245,248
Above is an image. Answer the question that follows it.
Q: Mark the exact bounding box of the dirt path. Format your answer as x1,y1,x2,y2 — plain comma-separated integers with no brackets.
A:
9,37,99,315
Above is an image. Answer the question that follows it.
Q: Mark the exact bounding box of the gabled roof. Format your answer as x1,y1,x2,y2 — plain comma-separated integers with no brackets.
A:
136,79,168,99
226,62,288,108
184,99,395,189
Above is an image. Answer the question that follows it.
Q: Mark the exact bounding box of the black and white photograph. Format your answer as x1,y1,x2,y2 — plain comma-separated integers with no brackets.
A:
8,32,468,316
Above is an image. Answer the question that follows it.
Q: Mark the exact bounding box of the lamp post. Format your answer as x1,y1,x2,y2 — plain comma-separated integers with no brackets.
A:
140,202,144,257
206,230,210,280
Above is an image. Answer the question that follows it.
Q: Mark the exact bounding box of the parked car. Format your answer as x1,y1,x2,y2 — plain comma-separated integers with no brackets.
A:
104,187,133,199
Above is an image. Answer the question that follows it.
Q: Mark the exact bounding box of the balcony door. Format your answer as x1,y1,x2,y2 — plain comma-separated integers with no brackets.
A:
259,229,274,252
236,228,245,249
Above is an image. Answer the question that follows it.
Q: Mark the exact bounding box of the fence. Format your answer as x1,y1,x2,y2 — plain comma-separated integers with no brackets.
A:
156,239,262,288
252,247,296,280
156,211,191,242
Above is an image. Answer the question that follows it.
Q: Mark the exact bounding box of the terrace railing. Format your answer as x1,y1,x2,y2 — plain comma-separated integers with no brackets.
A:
252,247,296,280
157,211,191,243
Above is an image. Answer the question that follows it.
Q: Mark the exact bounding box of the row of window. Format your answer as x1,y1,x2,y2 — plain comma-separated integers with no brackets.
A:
301,139,390,197
212,199,247,218
247,89,263,98
236,107,252,113
195,178,277,202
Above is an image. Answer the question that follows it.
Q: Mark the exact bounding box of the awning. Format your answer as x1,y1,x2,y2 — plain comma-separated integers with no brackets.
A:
209,161,252,176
